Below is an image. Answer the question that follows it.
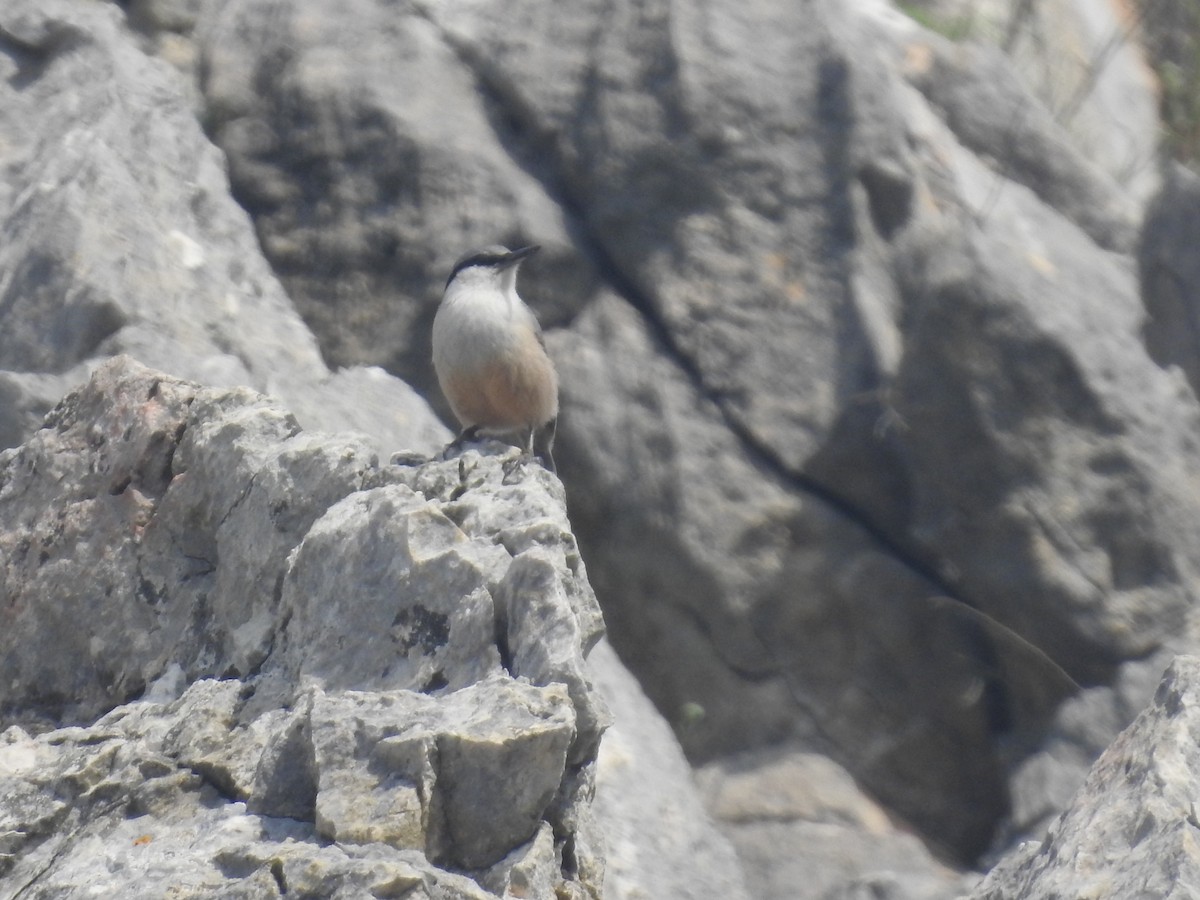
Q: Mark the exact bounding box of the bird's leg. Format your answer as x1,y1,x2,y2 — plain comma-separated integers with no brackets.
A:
536,418,557,474
442,424,482,460
502,425,543,481
511,426,537,470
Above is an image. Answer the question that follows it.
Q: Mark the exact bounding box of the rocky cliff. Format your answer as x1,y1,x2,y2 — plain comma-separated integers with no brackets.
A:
2,0,1200,897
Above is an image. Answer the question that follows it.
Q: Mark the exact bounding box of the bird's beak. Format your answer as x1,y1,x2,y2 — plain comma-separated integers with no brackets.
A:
502,245,540,268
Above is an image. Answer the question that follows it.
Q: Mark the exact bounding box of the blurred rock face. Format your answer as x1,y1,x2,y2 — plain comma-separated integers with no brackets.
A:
2,0,1200,897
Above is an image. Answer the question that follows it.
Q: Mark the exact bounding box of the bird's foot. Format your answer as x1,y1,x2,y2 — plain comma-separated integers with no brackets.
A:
501,450,532,484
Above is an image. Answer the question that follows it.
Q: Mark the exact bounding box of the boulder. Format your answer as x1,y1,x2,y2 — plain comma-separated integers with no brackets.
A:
972,657,1200,899
0,0,446,458
0,358,608,897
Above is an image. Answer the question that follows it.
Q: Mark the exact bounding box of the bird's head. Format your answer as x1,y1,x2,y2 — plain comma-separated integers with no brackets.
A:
444,244,540,293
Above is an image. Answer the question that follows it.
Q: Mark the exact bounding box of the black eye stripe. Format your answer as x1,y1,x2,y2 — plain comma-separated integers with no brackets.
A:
450,253,507,276
445,246,514,287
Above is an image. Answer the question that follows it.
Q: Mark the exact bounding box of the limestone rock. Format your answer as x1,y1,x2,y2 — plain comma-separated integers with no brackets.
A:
550,292,1017,859
481,823,560,900
895,0,1161,201
0,358,609,898
698,749,976,900
0,711,502,899
0,1,317,382
590,639,752,900
223,0,1199,868
0,0,447,458
972,657,1200,899
197,0,599,407
309,678,575,870
266,484,505,697
389,454,611,765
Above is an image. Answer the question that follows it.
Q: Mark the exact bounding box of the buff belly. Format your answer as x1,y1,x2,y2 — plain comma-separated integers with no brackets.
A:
435,322,558,431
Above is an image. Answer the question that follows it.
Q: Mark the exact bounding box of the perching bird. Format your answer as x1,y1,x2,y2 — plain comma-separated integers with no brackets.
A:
432,244,558,472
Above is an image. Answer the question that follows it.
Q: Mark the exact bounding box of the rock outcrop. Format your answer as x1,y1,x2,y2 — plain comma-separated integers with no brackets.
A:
972,657,1200,899
0,358,609,896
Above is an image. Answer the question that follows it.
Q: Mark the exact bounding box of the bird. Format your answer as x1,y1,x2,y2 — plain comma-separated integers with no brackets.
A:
432,244,558,473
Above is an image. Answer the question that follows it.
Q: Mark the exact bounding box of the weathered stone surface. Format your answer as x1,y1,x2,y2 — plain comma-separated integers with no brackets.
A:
550,292,1018,858
0,0,447,458
0,359,377,725
0,707,504,899
0,1,316,380
973,657,1200,899
0,367,90,452
230,0,1200,867
898,35,1137,253
529,3,1200,869
0,360,197,725
309,678,575,870
481,823,559,900
893,0,1160,202
993,646,1176,853
698,749,976,900
390,454,611,766
197,0,599,409
1141,164,1200,399
886,133,1200,681
590,639,751,900
266,484,504,697
0,358,610,898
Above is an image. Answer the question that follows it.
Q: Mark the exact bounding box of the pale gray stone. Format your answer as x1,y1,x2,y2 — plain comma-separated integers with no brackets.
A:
308,677,575,869
267,483,504,697
0,706,506,898
0,359,608,897
973,657,1200,899
481,823,560,900
0,1,321,383
390,453,611,765
590,639,751,900
0,0,447,459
